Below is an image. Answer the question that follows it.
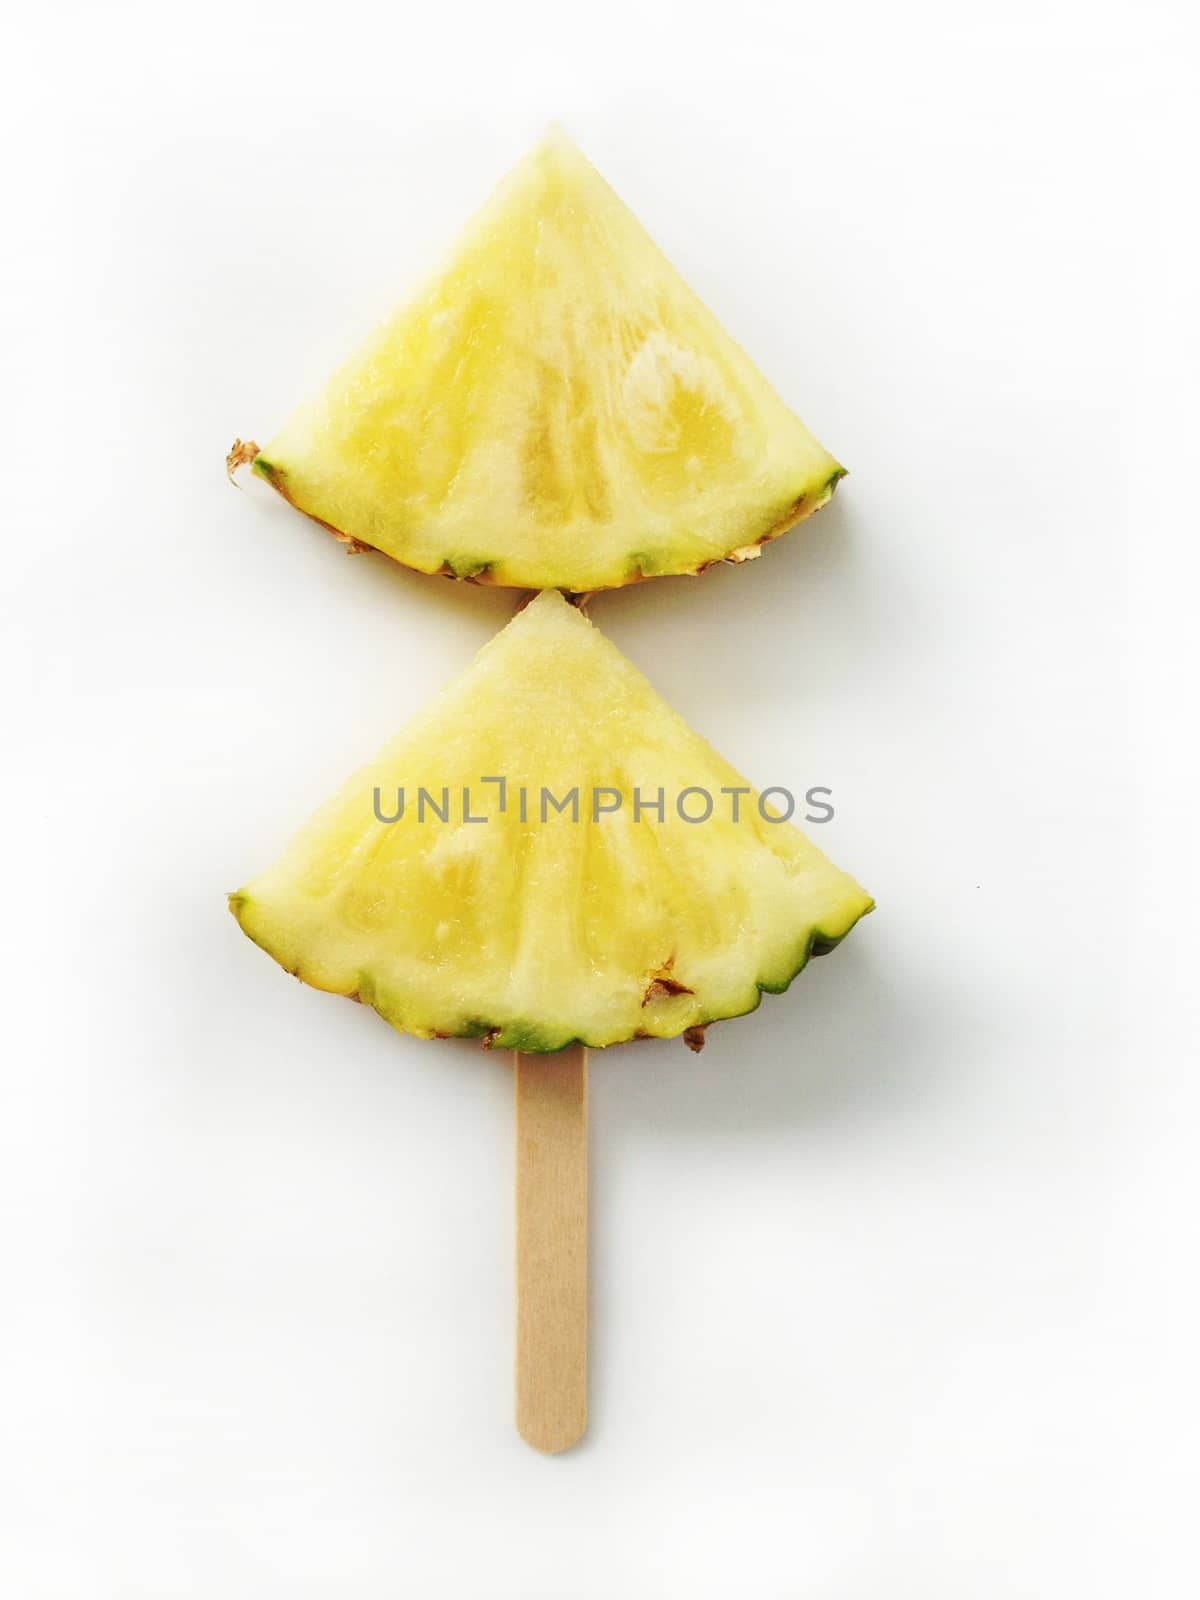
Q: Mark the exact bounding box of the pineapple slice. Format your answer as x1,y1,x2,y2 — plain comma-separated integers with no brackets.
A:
232,592,871,1051
244,130,844,592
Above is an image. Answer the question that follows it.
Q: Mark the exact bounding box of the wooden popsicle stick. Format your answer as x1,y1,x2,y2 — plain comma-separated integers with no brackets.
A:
514,1045,588,1454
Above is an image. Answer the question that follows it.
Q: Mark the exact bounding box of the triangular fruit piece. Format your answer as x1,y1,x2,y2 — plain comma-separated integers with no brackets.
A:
232,592,871,1051
240,129,844,592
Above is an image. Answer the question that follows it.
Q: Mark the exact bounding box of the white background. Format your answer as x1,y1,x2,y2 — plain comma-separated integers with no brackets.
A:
3,2,1197,1595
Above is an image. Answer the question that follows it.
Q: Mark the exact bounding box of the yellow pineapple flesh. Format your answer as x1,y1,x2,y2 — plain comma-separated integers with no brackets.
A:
231,593,871,1051
248,130,843,592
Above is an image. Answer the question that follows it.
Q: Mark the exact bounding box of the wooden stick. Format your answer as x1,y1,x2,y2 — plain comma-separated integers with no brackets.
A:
514,1045,588,1453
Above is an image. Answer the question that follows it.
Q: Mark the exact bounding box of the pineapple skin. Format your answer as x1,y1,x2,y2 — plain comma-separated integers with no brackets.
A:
231,893,863,1053
251,456,846,590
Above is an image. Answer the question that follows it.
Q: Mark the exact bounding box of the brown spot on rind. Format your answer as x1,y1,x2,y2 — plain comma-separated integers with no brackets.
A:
642,975,695,1005
683,1026,707,1053
225,438,260,484
726,542,764,564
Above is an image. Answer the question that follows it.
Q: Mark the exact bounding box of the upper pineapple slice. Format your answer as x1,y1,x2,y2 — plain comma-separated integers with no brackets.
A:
232,592,871,1051
248,129,843,592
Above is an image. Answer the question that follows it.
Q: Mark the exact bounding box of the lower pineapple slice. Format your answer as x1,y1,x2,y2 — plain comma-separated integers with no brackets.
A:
231,592,871,1051
245,129,843,592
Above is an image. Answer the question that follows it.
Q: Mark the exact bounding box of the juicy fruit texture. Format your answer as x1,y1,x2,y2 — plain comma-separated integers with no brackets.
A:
251,129,844,591
231,593,871,1051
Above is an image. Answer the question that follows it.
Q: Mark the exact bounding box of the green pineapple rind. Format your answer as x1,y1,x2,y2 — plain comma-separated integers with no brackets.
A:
229,892,873,1054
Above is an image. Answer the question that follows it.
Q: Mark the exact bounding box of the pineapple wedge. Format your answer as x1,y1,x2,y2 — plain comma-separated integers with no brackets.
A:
245,130,843,592
232,592,871,1052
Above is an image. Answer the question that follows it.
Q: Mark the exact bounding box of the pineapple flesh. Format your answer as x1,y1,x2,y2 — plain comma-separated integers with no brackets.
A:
231,593,871,1051
250,130,843,592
